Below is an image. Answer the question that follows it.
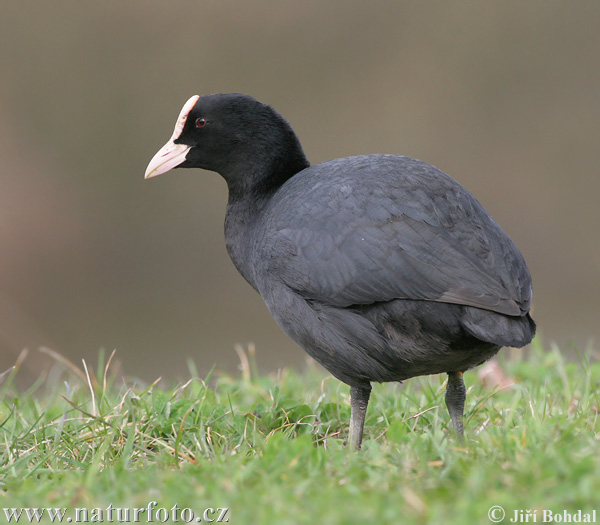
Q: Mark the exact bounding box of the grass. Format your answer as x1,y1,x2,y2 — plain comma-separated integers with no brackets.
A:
0,340,598,524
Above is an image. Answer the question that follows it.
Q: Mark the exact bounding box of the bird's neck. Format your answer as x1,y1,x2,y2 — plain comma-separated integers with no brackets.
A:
222,147,310,289
225,192,264,289
225,175,286,290
222,145,309,200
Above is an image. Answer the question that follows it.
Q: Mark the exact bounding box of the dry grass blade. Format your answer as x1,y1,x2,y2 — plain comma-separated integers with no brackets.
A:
39,347,87,383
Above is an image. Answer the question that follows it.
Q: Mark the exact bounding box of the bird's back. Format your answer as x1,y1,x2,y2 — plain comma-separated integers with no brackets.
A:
256,154,532,317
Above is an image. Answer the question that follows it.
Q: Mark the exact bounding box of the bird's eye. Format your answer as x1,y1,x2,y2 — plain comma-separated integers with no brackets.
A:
195,118,207,128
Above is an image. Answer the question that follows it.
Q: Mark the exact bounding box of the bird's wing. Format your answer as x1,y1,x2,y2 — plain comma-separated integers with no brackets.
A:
257,155,532,316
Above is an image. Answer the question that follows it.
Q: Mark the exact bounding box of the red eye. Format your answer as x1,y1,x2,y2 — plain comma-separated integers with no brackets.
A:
195,118,207,128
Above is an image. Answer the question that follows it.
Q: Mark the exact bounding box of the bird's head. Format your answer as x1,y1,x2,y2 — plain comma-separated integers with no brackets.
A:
144,93,308,188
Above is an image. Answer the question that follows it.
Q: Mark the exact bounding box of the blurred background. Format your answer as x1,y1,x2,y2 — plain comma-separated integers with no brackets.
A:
1,1,598,384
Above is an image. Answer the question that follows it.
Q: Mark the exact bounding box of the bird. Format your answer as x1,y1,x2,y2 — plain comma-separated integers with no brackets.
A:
145,93,536,449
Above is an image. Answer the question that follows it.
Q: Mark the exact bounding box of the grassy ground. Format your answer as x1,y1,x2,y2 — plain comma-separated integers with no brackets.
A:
0,341,598,524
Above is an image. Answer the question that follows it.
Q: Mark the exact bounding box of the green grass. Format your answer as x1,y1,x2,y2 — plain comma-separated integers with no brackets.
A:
0,341,598,524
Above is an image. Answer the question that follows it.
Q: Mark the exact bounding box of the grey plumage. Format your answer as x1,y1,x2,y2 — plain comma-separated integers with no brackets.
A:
145,93,536,449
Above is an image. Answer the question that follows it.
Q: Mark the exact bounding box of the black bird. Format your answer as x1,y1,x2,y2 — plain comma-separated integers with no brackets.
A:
145,93,535,449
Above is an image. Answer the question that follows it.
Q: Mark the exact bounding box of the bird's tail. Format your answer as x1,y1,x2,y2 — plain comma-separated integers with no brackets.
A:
462,307,536,348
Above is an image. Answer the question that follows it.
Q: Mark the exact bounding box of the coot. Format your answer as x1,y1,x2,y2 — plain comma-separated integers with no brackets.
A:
145,93,535,449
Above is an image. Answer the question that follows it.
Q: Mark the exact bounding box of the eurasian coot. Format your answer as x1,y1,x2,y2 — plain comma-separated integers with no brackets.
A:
145,93,535,449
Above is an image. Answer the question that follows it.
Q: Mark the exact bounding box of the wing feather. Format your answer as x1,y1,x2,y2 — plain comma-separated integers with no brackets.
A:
257,155,532,317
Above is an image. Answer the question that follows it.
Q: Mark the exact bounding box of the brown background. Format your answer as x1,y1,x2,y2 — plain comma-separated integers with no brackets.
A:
1,1,598,383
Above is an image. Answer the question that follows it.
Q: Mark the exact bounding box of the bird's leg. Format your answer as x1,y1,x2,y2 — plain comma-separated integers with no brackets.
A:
348,384,372,450
445,371,466,440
